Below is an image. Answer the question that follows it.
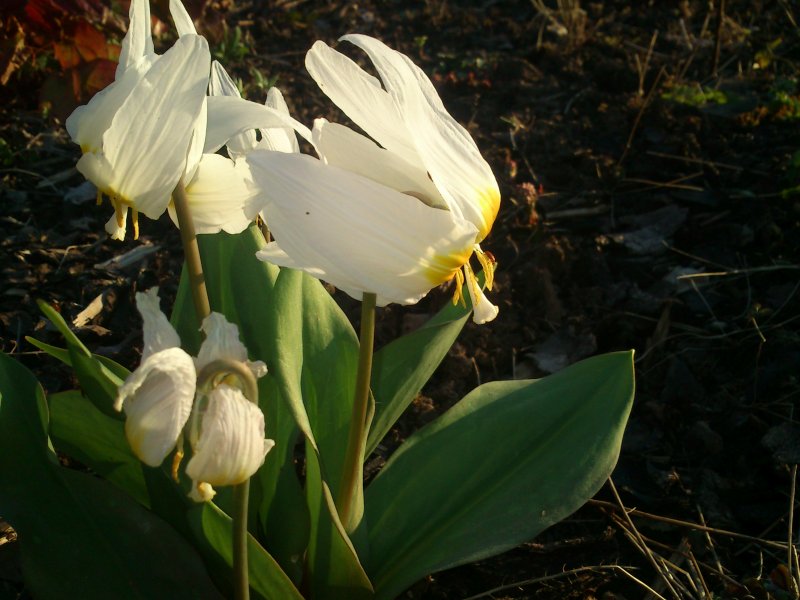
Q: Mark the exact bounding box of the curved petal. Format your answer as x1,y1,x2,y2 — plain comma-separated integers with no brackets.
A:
341,34,500,242
185,385,273,499
115,347,196,467
305,40,419,165
463,263,499,324
135,287,181,359
117,0,154,76
182,97,207,186
256,87,300,153
169,0,197,36
171,154,258,234
66,66,144,153
312,119,446,210
248,150,479,306
196,312,267,378
94,34,210,219
205,95,311,155
208,61,257,158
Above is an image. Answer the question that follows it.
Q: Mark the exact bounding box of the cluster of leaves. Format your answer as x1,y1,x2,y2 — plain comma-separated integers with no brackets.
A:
1,226,635,599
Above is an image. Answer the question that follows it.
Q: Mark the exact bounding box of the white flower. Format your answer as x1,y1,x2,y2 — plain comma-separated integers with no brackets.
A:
246,34,500,323
186,385,274,502
114,288,195,467
65,0,210,241
114,288,272,490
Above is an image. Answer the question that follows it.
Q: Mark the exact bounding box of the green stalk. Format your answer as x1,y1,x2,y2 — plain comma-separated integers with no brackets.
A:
172,181,210,322
174,185,250,599
197,358,259,600
337,292,377,532
233,481,251,600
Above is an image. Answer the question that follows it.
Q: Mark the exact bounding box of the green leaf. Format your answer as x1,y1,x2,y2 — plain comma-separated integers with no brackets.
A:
368,301,470,456
48,390,148,506
30,301,131,419
304,440,374,600
186,502,304,600
364,351,635,600
0,353,223,600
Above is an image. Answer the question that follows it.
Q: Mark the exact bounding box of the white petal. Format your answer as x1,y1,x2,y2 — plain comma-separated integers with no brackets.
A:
463,264,499,324
117,0,154,76
185,385,273,495
256,87,300,153
311,119,445,210
208,62,257,159
195,313,266,379
104,208,126,241
135,287,181,359
341,34,501,242
66,66,144,153
205,95,311,155
305,40,419,165
97,34,210,219
248,150,479,306
170,154,258,234
182,97,207,186
169,0,197,36
116,347,196,467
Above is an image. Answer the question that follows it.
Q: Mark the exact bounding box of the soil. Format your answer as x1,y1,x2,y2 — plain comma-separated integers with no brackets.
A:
2,1,800,598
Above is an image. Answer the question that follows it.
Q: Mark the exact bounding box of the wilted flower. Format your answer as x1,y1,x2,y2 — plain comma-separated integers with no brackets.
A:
114,288,272,501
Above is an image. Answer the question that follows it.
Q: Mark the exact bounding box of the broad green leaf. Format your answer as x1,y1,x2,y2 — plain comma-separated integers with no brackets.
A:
304,440,374,600
364,351,635,600
48,390,147,506
368,302,469,456
0,353,223,600
186,502,304,600
266,267,372,584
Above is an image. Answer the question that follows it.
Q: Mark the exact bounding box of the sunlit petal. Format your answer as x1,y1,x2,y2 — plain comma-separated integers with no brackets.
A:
117,0,154,76
170,153,259,234
312,119,446,210
169,0,197,36
249,150,478,306
205,95,311,155
305,40,419,164
208,61,257,158
135,287,182,359
340,34,501,242
257,87,300,153
115,347,196,467
185,385,274,500
196,312,267,379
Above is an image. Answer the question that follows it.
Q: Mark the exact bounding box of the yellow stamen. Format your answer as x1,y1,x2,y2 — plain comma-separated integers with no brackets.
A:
464,262,481,308
452,268,466,307
132,208,139,240
96,189,103,206
474,246,496,291
113,196,126,228
171,434,185,483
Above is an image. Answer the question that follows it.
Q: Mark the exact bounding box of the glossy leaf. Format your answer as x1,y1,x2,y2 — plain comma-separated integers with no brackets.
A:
364,351,635,600
47,389,147,506
186,502,304,600
368,300,470,456
0,353,223,600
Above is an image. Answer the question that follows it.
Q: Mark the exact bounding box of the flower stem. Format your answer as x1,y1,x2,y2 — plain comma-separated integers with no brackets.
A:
172,181,211,322
196,357,258,600
233,480,251,600
337,292,376,532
